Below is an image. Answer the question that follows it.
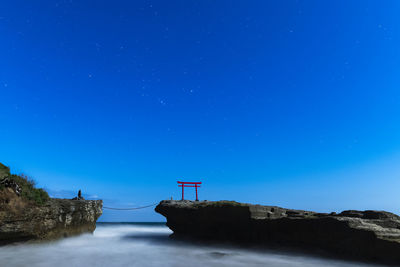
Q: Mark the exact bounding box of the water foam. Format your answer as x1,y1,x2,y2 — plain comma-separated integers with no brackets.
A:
0,223,384,267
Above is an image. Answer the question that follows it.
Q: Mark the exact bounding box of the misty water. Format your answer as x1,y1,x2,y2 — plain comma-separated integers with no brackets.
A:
0,223,385,267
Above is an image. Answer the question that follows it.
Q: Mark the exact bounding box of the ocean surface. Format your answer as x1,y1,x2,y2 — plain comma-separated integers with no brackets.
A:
0,223,385,267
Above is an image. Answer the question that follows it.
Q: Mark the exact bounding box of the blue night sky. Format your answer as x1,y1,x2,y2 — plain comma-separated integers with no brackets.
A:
1,1,400,221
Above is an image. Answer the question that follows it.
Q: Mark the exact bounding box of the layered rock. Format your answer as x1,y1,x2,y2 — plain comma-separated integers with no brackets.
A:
156,200,400,265
0,189,102,244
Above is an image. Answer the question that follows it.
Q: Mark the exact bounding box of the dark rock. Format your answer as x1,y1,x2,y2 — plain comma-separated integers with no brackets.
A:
155,200,400,265
0,191,102,244
208,252,230,258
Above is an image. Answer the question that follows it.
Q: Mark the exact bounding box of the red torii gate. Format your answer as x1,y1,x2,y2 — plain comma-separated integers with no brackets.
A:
177,181,201,201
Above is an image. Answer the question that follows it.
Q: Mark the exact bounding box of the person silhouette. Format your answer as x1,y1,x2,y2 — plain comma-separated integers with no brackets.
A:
72,189,85,200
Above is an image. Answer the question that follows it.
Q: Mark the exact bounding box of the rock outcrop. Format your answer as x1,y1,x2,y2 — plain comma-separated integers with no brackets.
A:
0,189,102,244
156,200,400,265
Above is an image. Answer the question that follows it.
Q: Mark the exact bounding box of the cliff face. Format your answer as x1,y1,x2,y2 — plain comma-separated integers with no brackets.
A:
0,189,102,244
156,200,400,265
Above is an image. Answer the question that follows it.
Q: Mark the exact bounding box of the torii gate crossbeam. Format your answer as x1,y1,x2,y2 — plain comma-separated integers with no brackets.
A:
177,181,202,201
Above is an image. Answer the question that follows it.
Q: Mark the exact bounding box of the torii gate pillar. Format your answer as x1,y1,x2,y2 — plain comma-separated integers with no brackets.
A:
177,181,202,201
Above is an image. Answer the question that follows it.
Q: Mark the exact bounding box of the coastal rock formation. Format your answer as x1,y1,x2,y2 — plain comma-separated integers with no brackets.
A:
0,189,102,244
156,200,400,265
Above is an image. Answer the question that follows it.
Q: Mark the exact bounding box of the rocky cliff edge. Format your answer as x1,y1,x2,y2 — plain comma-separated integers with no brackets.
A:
0,188,102,244
156,200,400,265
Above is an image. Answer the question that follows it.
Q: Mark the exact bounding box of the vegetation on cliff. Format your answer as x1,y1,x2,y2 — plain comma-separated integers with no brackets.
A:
0,163,49,205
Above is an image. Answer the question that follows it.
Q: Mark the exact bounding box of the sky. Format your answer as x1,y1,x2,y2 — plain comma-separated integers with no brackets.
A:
1,1,400,222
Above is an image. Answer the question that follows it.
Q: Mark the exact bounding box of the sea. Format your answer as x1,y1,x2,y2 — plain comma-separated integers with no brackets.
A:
0,223,385,267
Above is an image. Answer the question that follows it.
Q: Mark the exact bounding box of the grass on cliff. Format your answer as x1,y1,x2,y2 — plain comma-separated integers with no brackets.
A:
0,163,50,205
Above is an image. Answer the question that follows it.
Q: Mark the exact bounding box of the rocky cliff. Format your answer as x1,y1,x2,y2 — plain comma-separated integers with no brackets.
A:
156,200,400,265
0,188,102,244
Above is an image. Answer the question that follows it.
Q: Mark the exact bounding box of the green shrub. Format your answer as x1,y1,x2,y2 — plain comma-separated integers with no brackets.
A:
11,174,50,205
0,164,50,205
0,163,10,191
0,163,10,179
31,188,50,205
